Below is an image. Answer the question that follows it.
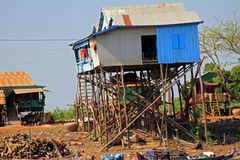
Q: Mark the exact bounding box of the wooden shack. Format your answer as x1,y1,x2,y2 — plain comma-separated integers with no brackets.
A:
194,72,230,116
71,3,203,150
0,71,46,124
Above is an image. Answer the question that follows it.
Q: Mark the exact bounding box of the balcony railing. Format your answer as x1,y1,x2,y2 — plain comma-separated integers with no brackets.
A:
142,52,157,64
195,93,229,103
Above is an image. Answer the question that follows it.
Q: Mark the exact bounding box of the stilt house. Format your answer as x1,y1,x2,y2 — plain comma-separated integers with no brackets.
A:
0,71,45,124
194,72,230,116
71,3,203,150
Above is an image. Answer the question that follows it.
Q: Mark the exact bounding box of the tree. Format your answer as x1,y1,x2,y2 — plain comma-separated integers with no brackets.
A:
200,14,240,100
200,14,240,65
227,65,240,100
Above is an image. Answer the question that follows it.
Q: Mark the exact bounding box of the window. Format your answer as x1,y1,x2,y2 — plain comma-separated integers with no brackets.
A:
172,34,185,49
141,35,157,61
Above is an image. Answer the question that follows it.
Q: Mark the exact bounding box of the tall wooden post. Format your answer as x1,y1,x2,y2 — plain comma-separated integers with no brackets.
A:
171,85,175,118
199,67,208,142
191,65,196,122
116,69,122,131
160,64,168,146
90,72,97,137
78,75,85,132
121,66,130,149
176,67,183,115
75,77,80,123
84,73,90,132
167,81,172,116
95,69,102,142
183,65,189,120
100,67,108,145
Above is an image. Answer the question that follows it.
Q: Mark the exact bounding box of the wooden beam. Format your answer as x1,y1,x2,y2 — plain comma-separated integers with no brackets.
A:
101,65,193,151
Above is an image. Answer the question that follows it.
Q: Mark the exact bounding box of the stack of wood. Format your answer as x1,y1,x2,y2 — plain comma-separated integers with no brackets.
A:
43,112,54,124
0,133,70,159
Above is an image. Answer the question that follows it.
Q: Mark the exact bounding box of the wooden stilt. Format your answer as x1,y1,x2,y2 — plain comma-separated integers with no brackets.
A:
171,85,175,118
84,73,90,132
78,75,85,132
191,65,196,122
167,81,172,116
160,64,167,146
121,66,130,149
183,65,189,120
116,69,122,132
95,69,102,142
199,67,208,142
90,72,97,137
100,67,108,145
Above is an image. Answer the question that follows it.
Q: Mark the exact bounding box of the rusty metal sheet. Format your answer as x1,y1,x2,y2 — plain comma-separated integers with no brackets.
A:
122,14,132,26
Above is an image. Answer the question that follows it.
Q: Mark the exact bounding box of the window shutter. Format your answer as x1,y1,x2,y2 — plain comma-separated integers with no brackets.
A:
172,35,179,49
178,34,185,49
172,34,185,49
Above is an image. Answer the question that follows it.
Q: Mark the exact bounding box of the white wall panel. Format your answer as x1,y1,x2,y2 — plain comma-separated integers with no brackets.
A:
96,27,156,66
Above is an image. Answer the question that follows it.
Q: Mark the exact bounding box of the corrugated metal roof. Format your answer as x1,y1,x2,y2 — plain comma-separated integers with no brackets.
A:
0,71,35,87
71,34,92,49
201,72,218,82
100,3,201,28
73,3,202,48
102,3,185,24
14,88,44,94
110,11,201,26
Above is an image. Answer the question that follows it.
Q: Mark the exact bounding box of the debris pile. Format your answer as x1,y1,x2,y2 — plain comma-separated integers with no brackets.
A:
0,133,70,159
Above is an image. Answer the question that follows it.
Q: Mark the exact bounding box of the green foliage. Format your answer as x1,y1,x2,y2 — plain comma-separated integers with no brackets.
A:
193,104,202,120
231,65,240,80
203,63,240,101
173,98,181,113
200,15,240,59
191,122,204,139
50,106,75,121
231,100,240,107
191,122,214,144
227,66,240,100
203,62,219,73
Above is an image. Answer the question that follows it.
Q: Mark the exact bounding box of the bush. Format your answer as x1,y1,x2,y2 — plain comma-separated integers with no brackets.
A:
50,106,75,121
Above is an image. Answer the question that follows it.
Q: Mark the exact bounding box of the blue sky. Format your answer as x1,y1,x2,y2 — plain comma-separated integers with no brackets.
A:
0,0,239,110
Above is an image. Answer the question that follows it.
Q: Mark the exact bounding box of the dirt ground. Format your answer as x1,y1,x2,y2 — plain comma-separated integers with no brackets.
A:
0,122,238,160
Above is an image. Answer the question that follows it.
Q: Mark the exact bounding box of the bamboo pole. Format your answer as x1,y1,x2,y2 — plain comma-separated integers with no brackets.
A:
90,72,97,137
183,65,189,120
171,85,175,118
167,81,172,116
84,73,90,132
96,70,102,142
98,71,105,145
199,67,208,142
100,68,108,145
101,66,203,151
160,64,167,146
121,66,130,149
191,65,196,122
116,69,122,131
79,75,85,132
176,68,183,116
75,77,80,123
